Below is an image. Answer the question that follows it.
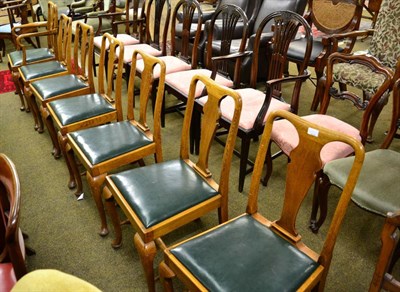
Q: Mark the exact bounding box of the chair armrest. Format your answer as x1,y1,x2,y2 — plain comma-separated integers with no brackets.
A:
85,11,125,35
322,29,375,53
253,72,310,133
15,28,56,48
70,0,86,8
210,51,252,87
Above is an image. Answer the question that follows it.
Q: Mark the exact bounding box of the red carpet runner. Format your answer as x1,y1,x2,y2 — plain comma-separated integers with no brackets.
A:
0,70,16,94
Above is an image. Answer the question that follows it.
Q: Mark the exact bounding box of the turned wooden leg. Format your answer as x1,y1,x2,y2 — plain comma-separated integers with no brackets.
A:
103,186,123,248
159,261,175,292
10,69,27,112
309,171,331,233
134,233,157,292
87,172,109,236
41,106,61,159
65,143,83,197
58,132,76,189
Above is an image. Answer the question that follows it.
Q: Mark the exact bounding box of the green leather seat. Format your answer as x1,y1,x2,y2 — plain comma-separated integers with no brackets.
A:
8,49,54,67
20,61,67,80
170,215,319,291
68,121,152,165
48,94,115,126
324,149,400,216
109,159,219,228
31,75,88,100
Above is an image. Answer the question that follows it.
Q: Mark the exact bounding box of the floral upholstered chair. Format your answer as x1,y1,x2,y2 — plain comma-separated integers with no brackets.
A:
312,0,400,141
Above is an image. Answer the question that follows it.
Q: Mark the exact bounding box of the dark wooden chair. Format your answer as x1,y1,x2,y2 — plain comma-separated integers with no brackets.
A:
65,50,166,237
46,33,124,190
310,78,399,239
286,0,365,93
158,110,364,291
102,74,242,292
17,13,72,134
311,0,400,141
370,211,400,292
27,20,95,158
0,153,27,291
198,10,312,192
164,3,249,154
7,0,58,112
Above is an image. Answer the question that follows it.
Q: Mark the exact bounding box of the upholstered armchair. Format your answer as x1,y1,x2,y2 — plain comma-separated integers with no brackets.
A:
311,0,400,141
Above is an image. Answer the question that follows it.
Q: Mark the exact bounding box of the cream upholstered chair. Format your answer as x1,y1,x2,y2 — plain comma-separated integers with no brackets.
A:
311,0,400,141
159,110,365,291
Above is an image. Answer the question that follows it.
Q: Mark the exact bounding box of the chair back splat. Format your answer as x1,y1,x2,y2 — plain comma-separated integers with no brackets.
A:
160,110,365,291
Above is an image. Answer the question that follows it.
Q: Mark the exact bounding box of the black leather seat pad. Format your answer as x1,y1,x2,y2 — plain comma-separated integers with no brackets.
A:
20,61,67,80
31,74,88,100
8,48,54,66
69,121,152,165
171,215,319,291
48,93,115,125
287,38,344,65
109,159,218,228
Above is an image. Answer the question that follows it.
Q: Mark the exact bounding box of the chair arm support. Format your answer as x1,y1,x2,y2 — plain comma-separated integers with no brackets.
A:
323,29,375,53
15,28,56,48
210,51,253,86
253,72,311,133
70,0,86,8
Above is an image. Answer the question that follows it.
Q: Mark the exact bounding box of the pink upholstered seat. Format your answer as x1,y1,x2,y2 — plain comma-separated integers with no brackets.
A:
198,88,291,130
136,56,192,79
271,114,362,165
117,44,163,63
0,263,17,292
93,34,140,49
165,69,233,97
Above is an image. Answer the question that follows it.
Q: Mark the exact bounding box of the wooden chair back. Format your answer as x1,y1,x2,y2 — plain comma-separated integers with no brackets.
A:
308,0,364,35
181,74,241,191
54,13,72,64
128,49,166,156
143,0,170,55
0,153,26,280
69,20,95,91
169,0,203,69
205,4,248,86
97,32,124,121
246,110,365,288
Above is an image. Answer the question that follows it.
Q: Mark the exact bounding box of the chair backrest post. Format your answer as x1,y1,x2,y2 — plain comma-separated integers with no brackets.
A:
382,78,400,149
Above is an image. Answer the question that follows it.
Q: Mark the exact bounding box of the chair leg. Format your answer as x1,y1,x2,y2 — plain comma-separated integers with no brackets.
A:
134,233,157,292
58,132,76,189
103,186,123,248
309,171,331,233
159,261,175,292
65,143,83,197
238,137,251,193
388,230,400,273
41,106,61,159
26,88,44,133
261,142,273,186
367,93,389,143
86,172,109,236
